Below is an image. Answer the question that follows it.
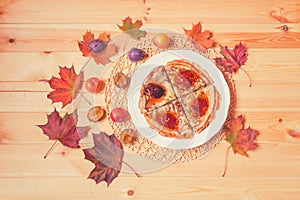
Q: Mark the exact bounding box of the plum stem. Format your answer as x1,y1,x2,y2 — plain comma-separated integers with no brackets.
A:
222,145,232,177
44,140,58,159
122,160,141,178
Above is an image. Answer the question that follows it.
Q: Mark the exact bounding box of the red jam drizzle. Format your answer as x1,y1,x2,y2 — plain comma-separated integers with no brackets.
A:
159,112,179,131
191,93,209,116
177,68,200,87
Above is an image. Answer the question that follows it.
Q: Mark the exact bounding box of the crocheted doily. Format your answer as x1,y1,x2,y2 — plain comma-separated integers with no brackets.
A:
102,31,236,165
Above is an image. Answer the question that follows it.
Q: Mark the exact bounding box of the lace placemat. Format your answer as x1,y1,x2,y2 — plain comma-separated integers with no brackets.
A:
104,32,236,164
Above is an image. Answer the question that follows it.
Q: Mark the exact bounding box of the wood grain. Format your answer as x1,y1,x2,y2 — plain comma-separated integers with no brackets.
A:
1,111,299,144
1,25,299,52
1,49,300,81
0,0,145,24
0,0,299,24
0,81,299,112
0,176,299,200
146,0,300,24
1,142,300,178
0,0,299,199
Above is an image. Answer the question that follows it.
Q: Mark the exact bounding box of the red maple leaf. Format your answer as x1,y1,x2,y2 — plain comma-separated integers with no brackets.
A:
78,31,118,65
83,132,124,186
38,109,90,148
183,22,214,50
225,115,259,156
47,65,83,108
215,42,248,73
117,16,146,40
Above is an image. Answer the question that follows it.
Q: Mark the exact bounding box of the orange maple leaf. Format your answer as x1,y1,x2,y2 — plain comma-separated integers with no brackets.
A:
78,31,117,65
78,31,95,56
183,22,214,50
47,65,83,108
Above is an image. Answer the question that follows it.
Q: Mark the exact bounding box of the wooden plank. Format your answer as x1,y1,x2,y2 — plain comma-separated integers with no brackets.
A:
1,62,300,86
235,81,300,112
0,112,299,144
0,0,299,199
0,81,51,92
0,143,300,178
0,177,300,200
0,0,145,24
0,49,300,82
1,22,299,33
143,23,300,33
0,81,300,112
214,32,300,49
1,25,299,52
0,0,299,24
0,52,85,81
147,0,299,24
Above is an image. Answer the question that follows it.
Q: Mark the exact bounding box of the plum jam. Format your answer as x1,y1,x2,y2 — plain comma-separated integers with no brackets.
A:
144,83,166,98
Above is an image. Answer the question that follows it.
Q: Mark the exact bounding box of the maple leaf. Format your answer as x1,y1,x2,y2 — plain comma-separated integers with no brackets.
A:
78,31,95,57
183,22,214,50
222,115,259,176
117,16,146,40
78,31,118,65
92,44,118,65
215,42,248,73
225,115,259,156
83,132,124,186
47,65,83,108
38,109,90,148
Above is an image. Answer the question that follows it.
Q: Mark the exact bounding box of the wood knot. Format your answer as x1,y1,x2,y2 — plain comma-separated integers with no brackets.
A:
8,38,15,43
282,25,289,31
276,25,290,32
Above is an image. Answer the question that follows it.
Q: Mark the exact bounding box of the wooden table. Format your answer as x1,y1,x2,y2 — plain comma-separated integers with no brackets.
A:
0,0,300,199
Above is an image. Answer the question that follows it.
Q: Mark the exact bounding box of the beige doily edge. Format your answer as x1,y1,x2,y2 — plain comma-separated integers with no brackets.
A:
104,33,236,164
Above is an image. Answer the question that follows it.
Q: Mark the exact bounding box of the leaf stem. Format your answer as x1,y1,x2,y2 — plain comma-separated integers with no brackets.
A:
79,92,92,106
44,140,58,159
80,57,92,72
240,67,253,87
121,34,131,53
122,160,141,178
222,145,232,177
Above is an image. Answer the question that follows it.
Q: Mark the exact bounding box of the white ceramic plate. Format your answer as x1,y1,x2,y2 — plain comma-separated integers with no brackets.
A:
127,50,230,149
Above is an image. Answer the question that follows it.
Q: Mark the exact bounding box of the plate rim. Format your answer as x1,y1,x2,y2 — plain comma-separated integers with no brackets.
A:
128,49,230,149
